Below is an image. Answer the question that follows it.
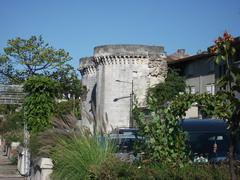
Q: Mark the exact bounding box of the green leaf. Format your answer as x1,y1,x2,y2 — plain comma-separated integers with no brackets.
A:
231,47,236,56
215,56,221,64
231,66,240,75
232,85,240,93
221,55,226,61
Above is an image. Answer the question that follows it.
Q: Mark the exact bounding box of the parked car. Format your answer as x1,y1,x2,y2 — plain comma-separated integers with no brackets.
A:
109,128,141,153
106,128,142,161
181,118,240,163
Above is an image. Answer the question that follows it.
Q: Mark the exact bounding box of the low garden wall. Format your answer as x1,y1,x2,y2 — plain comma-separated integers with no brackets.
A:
30,158,53,180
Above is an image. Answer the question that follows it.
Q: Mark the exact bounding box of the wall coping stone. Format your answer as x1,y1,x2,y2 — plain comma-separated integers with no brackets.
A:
36,158,53,169
94,44,165,57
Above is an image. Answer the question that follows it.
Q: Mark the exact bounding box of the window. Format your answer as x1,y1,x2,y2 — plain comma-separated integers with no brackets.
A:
219,64,226,78
186,86,196,94
186,65,194,76
209,61,214,72
206,84,215,95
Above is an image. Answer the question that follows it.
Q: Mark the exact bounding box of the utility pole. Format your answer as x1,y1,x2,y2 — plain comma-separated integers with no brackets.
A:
129,80,134,128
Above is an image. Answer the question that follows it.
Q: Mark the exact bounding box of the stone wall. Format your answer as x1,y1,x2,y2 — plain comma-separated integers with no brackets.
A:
79,57,96,133
79,45,167,133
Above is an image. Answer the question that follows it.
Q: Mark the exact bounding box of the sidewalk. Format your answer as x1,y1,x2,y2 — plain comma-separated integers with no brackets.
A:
0,150,26,180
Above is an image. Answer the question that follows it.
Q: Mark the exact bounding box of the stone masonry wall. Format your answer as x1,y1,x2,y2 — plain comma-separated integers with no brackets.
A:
79,45,167,133
79,57,96,133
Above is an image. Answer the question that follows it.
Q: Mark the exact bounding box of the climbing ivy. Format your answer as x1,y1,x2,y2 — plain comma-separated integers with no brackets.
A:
169,93,233,120
23,76,58,133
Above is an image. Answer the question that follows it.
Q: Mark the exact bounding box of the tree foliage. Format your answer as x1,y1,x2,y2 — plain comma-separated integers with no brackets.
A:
0,35,83,101
54,99,81,119
169,93,233,120
23,76,58,133
134,106,189,167
134,69,189,167
0,104,19,115
1,112,24,132
0,35,71,84
51,64,83,99
147,69,186,112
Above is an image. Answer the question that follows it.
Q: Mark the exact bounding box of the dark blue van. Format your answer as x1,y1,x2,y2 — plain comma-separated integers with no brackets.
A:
181,118,240,163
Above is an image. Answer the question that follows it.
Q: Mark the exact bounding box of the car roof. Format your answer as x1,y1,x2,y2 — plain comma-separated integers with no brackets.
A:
109,134,137,139
180,118,228,133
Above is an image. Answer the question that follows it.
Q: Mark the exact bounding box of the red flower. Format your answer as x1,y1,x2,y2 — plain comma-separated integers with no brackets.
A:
223,31,230,39
223,31,234,42
215,37,223,45
229,37,234,42
218,37,223,42
210,46,217,54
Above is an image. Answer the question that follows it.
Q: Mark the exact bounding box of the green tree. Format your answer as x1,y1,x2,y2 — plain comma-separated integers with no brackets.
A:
210,32,240,180
51,64,83,99
23,76,58,133
0,35,83,100
148,69,186,112
0,35,71,84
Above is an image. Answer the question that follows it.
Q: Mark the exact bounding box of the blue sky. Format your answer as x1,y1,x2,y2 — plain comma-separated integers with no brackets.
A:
0,0,239,70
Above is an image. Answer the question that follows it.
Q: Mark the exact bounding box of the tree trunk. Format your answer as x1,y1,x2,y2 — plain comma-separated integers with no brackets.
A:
229,136,237,180
229,113,239,180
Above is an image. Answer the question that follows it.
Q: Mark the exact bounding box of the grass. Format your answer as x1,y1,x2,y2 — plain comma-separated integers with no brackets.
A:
51,135,115,180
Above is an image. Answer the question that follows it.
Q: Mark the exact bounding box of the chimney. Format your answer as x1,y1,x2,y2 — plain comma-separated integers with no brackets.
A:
177,49,185,55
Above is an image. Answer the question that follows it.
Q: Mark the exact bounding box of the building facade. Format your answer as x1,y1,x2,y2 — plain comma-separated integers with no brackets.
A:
169,53,215,95
170,37,240,96
169,37,240,117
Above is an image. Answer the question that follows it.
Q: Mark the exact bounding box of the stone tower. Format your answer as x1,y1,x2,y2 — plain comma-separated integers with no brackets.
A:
79,45,167,133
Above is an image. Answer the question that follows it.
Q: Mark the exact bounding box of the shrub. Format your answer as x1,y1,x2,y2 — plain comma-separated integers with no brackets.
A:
134,106,189,167
1,111,24,146
97,158,237,180
29,113,81,159
10,156,18,165
97,157,139,179
4,130,23,146
0,111,24,133
51,135,115,180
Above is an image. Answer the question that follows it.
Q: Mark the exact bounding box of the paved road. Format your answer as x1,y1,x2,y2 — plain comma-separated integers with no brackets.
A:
0,150,26,180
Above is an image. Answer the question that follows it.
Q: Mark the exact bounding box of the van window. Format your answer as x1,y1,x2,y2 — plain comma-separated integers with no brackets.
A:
186,132,229,159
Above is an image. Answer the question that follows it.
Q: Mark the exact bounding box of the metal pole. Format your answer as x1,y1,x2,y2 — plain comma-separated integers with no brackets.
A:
130,80,134,127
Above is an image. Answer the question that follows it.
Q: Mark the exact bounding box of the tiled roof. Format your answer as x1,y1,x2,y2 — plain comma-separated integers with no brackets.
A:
168,52,212,65
166,49,191,63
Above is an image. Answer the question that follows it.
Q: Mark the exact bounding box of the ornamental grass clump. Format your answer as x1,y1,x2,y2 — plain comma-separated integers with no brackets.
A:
51,135,115,180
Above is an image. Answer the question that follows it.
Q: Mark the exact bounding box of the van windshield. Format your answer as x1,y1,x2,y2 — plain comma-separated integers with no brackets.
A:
186,132,229,159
